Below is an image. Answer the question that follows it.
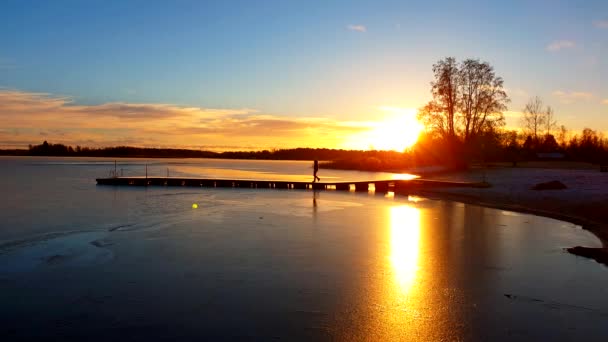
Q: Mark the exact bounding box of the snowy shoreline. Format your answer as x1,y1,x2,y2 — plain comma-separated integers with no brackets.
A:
414,164,608,264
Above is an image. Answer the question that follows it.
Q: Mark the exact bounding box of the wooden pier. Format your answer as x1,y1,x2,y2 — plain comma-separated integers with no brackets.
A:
96,177,488,194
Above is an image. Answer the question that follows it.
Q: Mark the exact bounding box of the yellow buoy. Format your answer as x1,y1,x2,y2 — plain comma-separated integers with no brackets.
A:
192,203,198,209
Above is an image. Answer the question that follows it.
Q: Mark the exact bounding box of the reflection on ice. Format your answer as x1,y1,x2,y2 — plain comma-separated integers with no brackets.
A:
389,206,421,294
391,173,419,181
406,195,425,203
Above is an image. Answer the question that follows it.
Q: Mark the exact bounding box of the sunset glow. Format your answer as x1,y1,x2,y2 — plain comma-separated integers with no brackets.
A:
345,107,423,151
1,1,607,150
0,91,427,151
3,1,608,340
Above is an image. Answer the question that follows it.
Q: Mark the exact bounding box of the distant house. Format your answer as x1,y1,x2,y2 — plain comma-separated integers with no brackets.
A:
536,152,565,159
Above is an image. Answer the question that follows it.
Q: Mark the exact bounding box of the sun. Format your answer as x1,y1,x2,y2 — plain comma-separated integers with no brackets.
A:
345,107,423,151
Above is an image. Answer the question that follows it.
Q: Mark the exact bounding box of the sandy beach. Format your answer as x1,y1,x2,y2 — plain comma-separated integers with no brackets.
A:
415,163,608,263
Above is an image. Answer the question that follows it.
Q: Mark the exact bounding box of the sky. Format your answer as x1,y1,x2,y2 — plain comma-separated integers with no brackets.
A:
1,0,607,150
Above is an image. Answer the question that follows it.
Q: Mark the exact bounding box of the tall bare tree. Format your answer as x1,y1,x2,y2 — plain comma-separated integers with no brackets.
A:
418,57,459,140
545,106,557,136
521,96,545,140
458,59,508,142
557,124,568,148
418,57,509,143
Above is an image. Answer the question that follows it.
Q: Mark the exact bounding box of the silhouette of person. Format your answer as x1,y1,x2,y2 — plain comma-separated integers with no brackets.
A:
313,159,321,182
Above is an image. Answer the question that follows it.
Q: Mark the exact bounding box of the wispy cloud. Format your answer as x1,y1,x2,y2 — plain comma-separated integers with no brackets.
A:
0,90,369,150
552,90,594,104
546,40,575,52
593,20,608,29
347,24,366,32
504,88,528,98
503,111,524,118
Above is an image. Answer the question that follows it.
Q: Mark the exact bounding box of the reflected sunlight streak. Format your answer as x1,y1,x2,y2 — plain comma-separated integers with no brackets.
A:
389,206,421,294
390,173,419,181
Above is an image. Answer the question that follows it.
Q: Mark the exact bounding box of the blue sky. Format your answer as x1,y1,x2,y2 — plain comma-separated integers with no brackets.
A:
1,0,607,149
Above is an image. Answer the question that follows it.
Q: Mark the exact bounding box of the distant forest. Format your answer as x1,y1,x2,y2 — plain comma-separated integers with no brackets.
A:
1,133,607,173
0,141,413,171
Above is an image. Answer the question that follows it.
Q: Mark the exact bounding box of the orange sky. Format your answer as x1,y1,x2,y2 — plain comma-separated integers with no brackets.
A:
1,89,606,151
0,90,388,151
2,2,608,151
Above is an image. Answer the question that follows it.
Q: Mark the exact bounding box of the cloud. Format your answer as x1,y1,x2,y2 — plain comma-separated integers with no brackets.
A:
347,24,367,32
0,89,370,150
546,40,575,52
0,90,253,122
504,88,528,98
552,90,594,104
593,20,608,29
503,111,524,118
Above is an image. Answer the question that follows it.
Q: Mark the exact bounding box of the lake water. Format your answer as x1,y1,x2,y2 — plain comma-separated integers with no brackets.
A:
1,156,607,340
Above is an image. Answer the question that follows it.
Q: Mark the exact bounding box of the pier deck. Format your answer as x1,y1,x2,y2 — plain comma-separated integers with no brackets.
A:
96,177,488,193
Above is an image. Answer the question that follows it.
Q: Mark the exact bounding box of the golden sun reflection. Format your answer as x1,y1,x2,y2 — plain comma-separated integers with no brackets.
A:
389,206,421,294
391,173,419,181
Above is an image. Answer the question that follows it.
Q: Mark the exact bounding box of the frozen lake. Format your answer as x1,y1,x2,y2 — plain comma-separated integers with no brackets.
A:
1,157,607,340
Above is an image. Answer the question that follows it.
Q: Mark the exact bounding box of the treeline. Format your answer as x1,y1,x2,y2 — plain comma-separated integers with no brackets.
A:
25,141,218,158
410,126,608,167
495,127,608,164
1,141,408,163
319,151,411,172
3,132,606,174
321,128,604,172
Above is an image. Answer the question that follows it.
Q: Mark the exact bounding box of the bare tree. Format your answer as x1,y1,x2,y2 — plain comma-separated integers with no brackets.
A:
458,59,509,142
418,57,509,143
557,125,568,148
418,57,459,140
521,96,545,140
545,106,557,136
418,101,449,139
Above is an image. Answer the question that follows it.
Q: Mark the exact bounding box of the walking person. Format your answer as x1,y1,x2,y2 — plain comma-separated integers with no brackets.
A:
313,159,321,182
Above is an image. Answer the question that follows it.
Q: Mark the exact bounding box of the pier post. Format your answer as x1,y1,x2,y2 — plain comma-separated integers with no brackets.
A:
293,182,307,190
374,182,389,193
335,183,349,191
354,183,368,192
312,182,325,190
393,180,410,195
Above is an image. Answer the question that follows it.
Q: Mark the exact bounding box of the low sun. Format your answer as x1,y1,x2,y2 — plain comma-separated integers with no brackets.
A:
347,107,424,151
